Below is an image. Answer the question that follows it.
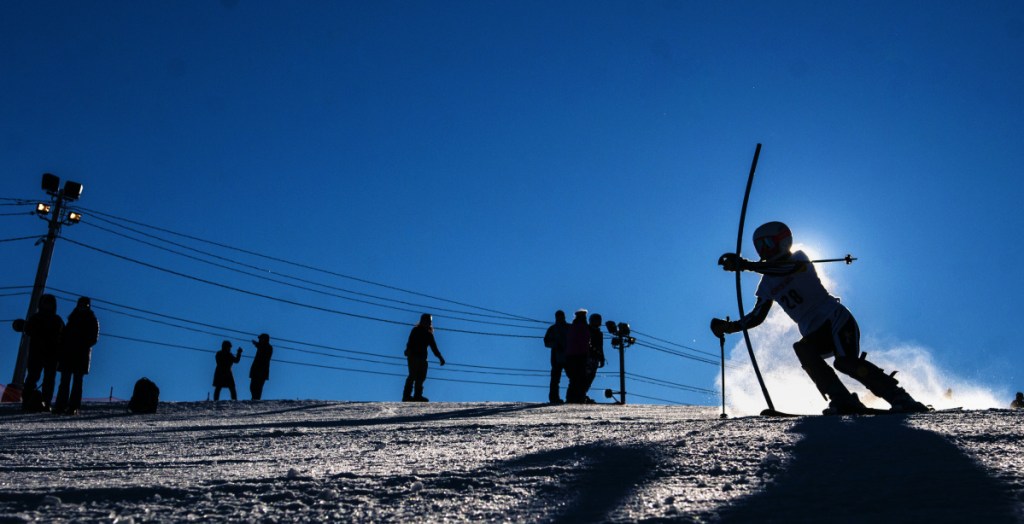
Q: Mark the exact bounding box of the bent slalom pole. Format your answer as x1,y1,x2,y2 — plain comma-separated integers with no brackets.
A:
732,143,776,413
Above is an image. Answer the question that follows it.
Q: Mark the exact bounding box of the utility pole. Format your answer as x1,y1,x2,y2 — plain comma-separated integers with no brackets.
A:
2,173,83,402
602,321,635,405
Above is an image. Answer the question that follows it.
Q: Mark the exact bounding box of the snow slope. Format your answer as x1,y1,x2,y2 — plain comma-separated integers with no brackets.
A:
0,401,1021,522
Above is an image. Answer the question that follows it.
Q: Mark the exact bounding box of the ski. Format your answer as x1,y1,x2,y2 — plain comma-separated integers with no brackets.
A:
759,407,963,417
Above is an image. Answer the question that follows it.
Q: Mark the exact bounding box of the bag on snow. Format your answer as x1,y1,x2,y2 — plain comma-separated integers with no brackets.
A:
21,388,46,413
129,377,160,414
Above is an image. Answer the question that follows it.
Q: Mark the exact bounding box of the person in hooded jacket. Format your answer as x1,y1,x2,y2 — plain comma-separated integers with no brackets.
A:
213,340,243,401
53,297,99,415
248,334,273,400
543,310,569,404
564,309,591,404
13,294,65,412
402,314,445,402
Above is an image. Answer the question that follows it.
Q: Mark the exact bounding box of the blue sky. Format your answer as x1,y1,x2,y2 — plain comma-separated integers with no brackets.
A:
2,1,1023,408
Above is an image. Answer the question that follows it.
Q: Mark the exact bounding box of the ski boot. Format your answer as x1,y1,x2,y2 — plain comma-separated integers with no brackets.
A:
823,392,869,415
886,388,930,413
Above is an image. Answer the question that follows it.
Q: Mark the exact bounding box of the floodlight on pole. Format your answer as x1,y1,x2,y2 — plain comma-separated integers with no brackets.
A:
3,173,85,403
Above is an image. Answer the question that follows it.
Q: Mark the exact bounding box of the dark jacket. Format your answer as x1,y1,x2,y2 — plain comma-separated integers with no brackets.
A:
24,310,64,369
544,321,569,353
213,348,241,388
588,325,605,364
59,306,99,374
566,318,591,358
405,325,441,361
249,340,273,381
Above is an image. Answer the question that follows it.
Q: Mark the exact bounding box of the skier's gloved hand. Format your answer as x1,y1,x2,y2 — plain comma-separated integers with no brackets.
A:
710,318,738,338
718,253,754,272
438,356,446,366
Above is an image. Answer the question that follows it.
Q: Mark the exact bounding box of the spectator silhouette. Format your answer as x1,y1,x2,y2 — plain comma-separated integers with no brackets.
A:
582,312,606,402
543,310,569,404
249,334,273,400
1012,392,1024,409
213,340,242,401
402,313,445,402
14,294,64,412
53,296,99,415
564,309,591,404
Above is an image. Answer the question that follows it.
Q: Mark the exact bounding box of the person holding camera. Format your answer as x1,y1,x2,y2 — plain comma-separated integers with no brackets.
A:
213,340,243,401
249,334,273,400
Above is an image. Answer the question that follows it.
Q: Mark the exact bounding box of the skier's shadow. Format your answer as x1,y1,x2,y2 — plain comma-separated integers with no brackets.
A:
719,415,1017,523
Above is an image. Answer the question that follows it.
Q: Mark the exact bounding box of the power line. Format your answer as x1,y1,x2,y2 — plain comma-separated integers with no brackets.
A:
40,290,713,402
61,237,543,339
72,206,722,363
111,330,701,403
46,288,553,378
634,340,723,367
76,206,544,324
625,372,716,395
78,220,544,331
631,328,720,359
0,235,40,243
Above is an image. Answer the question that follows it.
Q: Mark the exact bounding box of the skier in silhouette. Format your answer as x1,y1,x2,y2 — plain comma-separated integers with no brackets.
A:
711,222,929,414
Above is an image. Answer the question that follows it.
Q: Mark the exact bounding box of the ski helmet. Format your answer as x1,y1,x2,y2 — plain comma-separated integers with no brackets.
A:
752,221,793,261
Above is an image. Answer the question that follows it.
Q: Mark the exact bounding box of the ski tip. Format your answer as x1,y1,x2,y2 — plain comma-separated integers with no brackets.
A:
760,408,799,417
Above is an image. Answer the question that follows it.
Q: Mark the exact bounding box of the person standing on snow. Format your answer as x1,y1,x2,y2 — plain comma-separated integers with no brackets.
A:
13,294,64,412
710,221,929,414
582,312,606,402
402,314,445,402
543,310,570,404
248,333,273,400
213,340,242,401
564,309,591,404
53,296,99,415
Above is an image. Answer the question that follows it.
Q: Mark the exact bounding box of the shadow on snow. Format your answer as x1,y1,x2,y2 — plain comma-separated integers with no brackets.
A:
718,415,1018,523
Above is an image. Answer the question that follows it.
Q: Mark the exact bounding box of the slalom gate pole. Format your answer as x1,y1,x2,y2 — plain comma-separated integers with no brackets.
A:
733,143,776,412
719,325,727,419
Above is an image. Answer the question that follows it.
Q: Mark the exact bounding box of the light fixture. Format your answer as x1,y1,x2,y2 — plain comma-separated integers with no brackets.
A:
41,173,60,194
35,203,51,216
62,181,83,201
67,212,82,224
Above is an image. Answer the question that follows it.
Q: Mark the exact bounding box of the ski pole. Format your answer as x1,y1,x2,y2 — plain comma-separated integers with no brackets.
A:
719,317,728,419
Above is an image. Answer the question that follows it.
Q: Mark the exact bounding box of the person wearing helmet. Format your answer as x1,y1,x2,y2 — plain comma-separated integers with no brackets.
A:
711,222,929,414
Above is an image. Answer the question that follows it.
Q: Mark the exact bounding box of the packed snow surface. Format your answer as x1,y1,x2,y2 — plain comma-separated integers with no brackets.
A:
0,401,1021,522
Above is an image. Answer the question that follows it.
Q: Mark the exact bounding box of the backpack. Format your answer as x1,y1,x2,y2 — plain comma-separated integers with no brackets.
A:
128,377,160,414
21,388,46,413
